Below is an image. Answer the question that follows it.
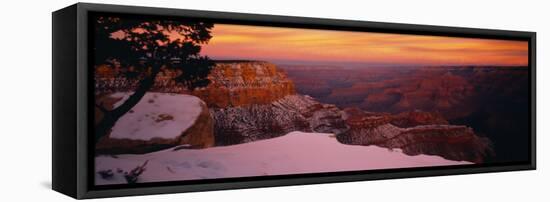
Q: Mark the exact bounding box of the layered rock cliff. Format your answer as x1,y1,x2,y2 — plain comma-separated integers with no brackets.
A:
197,61,492,162
337,108,493,163
186,61,347,145
192,61,296,108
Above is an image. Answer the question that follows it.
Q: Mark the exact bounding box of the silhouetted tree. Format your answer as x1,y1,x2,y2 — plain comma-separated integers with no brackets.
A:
94,16,214,142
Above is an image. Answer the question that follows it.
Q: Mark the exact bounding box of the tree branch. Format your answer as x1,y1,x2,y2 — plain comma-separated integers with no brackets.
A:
95,64,162,143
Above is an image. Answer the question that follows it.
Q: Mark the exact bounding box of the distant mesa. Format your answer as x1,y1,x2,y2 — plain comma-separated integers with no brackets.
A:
212,59,267,63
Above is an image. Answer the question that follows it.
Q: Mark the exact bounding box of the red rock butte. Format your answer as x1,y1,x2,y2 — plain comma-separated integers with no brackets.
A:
192,61,296,108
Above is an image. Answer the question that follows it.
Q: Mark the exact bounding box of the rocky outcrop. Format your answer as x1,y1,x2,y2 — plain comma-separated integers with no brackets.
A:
188,61,347,145
192,61,296,108
211,95,348,145
385,125,493,163
95,95,215,154
175,103,215,148
337,108,493,163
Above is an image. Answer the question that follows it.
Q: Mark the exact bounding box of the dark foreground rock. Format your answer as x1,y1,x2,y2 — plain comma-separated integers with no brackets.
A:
95,99,215,155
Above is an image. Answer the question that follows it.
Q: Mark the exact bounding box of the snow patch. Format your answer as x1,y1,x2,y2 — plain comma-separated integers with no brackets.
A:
108,92,203,141
96,131,471,185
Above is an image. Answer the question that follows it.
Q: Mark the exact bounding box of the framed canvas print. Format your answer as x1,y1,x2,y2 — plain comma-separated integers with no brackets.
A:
52,3,536,199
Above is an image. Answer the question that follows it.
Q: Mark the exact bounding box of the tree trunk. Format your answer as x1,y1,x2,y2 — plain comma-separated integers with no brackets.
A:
95,64,162,143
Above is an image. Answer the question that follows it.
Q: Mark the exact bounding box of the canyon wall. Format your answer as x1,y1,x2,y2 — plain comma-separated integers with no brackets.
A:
95,61,494,162
338,108,493,163
196,62,492,162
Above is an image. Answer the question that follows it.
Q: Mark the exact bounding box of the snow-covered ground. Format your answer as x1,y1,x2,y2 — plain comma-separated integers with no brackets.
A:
108,92,203,140
96,131,471,185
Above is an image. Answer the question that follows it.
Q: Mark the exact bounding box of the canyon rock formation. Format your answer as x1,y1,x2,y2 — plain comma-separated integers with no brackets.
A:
194,62,493,162
192,61,296,108
95,61,495,162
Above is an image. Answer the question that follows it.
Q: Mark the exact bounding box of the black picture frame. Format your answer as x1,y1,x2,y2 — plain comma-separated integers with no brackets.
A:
52,3,536,199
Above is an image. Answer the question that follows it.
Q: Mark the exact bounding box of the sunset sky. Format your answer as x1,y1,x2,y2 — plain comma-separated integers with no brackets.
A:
201,24,528,66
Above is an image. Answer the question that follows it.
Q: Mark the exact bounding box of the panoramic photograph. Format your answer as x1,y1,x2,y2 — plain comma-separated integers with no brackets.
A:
92,16,529,185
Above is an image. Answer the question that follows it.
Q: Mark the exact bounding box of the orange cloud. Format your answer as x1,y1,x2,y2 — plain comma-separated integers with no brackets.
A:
201,24,528,66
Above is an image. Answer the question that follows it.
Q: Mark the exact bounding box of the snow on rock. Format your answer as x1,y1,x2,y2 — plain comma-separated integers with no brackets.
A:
109,92,203,141
96,131,471,185
211,94,349,145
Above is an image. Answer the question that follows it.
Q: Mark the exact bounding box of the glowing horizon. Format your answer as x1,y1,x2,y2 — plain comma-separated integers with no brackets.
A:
201,24,528,66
